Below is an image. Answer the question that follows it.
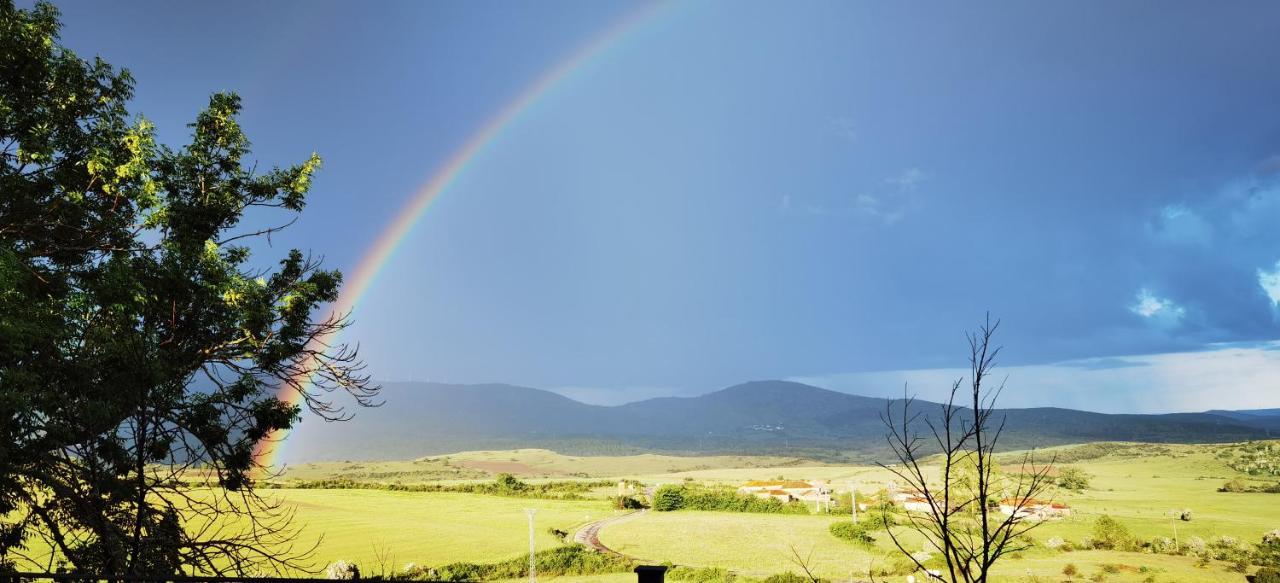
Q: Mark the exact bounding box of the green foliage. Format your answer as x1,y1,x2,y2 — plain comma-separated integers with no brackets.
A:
282,476,614,500
1258,530,1280,568
1063,563,1079,578
667,565,737,582
1255,567,1280,583
1221,478,1251,492
653,485,686,511
870,557,917,578
1091,515,1133,550
1057,466,1093,491
828,521,875,546
760,573,816,583
649,485,811,514
1218,478,1280,493
0,1,372,574
1221,441,1280,476
414,544,632,581
613,495,648,510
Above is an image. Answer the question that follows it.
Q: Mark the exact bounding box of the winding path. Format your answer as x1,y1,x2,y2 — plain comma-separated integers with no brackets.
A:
574,510,648,558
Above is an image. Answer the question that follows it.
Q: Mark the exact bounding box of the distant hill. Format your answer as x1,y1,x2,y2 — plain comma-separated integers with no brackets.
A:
280,380,1276,463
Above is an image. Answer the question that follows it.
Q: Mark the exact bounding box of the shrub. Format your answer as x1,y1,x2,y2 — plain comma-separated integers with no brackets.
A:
1062,563,1078,578
1146,536,1177,555
1185,536,1206,556
1091,515,1132,550
424,544,632,581
1259,529,1280,567
1220,478,1250,492
1058,467,1093,491
1255,567,1280,583
613,495,648,510
761,573,814,583
871,557,917,577
650,485,812,514
829,521,875,546
326,561,360,580
653,485,686,511
667,565,736,583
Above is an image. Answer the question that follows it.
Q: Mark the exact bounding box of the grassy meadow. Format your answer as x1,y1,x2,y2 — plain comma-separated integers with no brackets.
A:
12,444,1278,581
264,443,1280,581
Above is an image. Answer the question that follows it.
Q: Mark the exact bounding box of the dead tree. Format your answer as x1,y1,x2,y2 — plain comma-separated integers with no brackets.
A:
878,316,1055,583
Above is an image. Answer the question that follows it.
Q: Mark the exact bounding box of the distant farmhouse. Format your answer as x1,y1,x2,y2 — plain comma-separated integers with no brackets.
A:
887,483,935,513
998,497,1071,520
884,482,1071,519
737,480,832,506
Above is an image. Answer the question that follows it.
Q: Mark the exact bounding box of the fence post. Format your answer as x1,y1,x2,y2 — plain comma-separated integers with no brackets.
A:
634,565,667,583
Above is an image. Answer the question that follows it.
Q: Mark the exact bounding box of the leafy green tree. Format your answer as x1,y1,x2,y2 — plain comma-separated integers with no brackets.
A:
652,485,685,511
1,1,375,575
1056,467,1091,491
1090,515,1131,550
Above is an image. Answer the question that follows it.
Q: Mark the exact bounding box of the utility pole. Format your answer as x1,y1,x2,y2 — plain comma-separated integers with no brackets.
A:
847,481,858,523
525,508,537,583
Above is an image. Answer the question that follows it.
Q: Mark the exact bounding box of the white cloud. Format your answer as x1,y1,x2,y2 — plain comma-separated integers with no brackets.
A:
778,194,827,216
884,168,926,190
1150,204,1212,246
1129,288,1184,322
788,341,1280,414
829,116,857,142
1259,261,1280,307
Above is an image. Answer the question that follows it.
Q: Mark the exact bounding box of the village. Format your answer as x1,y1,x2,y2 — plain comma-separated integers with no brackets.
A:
734,479,1072,520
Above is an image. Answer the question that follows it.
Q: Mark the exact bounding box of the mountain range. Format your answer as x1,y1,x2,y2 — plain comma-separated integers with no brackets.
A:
281,380,1280,463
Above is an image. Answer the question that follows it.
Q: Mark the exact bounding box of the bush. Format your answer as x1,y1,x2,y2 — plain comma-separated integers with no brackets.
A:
326,561,360,580
667,565,736,583
1091,515,1132,550
761,573,815,583
422,544,632,581
613,495,647,510
1063,563,1079,578
1259,529,1280,567
1058,467,1093,491
653,485,686,511
871,557,917,578
1255,567,1280,583
829,521,875,546
650,485,812,514
1221,478,1250,492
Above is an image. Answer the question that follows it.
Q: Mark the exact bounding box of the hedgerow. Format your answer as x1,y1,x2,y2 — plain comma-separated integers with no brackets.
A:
276,474,613,500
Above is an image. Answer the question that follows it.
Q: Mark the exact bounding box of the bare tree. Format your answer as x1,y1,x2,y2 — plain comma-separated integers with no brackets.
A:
877,316,1055,583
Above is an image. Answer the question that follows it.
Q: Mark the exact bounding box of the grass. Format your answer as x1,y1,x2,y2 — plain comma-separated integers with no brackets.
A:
596,442,1280,582
278,449,812,482
267,489,613,572
12,442,1280,581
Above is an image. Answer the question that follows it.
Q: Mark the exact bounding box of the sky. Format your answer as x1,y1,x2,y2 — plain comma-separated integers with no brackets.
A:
45,0,1280,413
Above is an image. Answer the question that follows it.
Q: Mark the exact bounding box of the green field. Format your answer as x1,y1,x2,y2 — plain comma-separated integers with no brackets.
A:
278,449,814,482
13,443,1280,581
270,489,614,572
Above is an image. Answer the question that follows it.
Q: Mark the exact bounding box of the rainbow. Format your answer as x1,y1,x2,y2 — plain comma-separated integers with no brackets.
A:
252,1,669,471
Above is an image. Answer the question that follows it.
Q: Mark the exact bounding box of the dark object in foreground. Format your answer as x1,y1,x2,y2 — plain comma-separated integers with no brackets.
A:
634,565,669,583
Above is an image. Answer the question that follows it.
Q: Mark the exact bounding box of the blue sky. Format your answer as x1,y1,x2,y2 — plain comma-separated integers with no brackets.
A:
48,1,1280,412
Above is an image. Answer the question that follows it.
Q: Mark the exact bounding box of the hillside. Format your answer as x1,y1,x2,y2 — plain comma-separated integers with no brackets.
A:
280,380,1276,463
